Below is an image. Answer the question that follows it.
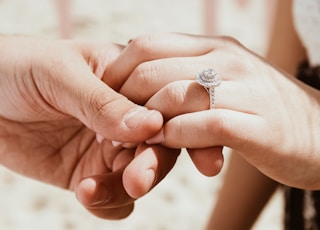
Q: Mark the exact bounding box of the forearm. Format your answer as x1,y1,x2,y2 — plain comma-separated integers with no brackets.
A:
265,0,306,74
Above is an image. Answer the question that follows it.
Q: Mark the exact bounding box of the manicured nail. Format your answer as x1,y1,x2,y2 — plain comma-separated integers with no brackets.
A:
112,141,138,148
146,169,156,190
146,129,164,145
121,142,138,148
82,179,109,206
124,107,159,129
111,140,122,147
96,133,104,143
76,178,108,206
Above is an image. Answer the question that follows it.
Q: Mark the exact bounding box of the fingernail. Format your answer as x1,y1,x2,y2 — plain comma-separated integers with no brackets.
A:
76,178,109,206
96,133,105,143
128,39,133,44
124,107,159,129
76,178,96,205
111,141,138,148
111,140,122,147
121,142,138,148
146,129,164,145
89,181,109,206
146,169,156,189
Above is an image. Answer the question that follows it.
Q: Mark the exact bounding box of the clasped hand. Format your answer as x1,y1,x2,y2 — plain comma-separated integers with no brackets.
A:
0,35,179,219
117,33,320,191
1,33,320,220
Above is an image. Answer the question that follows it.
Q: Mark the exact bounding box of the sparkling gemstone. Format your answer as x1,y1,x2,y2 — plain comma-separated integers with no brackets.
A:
196,69,222,88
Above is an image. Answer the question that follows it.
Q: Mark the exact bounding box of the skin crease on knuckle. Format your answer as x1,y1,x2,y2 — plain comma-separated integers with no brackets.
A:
216,35,244,50
204,111,249,149
161,82,189,119
86,87,126,132
126,62,160,104
202,113,226,146
129,33,159,58
214,47,257,79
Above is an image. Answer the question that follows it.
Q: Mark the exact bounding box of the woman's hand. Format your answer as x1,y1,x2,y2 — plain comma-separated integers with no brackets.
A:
111,33,320,190
0,35,179,219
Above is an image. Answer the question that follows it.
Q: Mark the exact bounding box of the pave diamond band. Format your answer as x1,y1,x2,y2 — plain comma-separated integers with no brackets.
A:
196,69,222,109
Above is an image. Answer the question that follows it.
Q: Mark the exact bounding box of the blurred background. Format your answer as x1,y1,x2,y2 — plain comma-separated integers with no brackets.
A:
0,0,282,229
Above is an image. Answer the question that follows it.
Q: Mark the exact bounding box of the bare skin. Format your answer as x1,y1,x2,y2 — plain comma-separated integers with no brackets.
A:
113,28,319,189
0,35,179,219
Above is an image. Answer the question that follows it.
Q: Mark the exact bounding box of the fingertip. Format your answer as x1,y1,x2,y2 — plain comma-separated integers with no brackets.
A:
146,129,164,145
123,165,156,199
75,178,109,207
123,107,163,130
75,178,97,206
104,107,163,143
123,144,179,199
188,147,224,177
206,154,224,176
122,145,159,198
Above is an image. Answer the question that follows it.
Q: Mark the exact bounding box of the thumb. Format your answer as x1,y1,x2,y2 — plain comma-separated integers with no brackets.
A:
50,61,163,142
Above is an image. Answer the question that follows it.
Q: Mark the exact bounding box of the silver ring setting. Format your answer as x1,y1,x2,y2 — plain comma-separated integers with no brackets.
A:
196,68,222,109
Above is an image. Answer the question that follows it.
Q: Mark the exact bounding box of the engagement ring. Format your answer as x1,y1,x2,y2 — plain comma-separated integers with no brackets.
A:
196,68,222,109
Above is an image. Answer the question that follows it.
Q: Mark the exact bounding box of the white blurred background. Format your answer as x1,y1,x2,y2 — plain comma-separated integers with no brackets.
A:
0,0,283,229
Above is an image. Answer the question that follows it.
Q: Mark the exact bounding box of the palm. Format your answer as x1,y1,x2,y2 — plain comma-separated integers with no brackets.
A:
0,116,133,190
0,37,180,218
0,38,133,190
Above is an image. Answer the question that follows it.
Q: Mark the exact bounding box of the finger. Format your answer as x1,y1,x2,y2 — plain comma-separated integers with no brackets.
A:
69,41,125,80
119,55,214,104
145,80,210,120
111,147,135,171
50,56,163,142
187,147,224,177
123,144,180,198
75,170,135,219
104,33,229,90
161,110,269,153
118,46,248,106
144,80,249,121
87,205,134,220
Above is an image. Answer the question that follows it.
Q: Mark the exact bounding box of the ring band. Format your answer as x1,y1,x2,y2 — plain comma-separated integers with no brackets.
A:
196,68,222,109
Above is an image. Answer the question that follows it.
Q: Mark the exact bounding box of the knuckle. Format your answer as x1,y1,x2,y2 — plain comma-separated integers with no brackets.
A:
86,87,126,129
212,112,252,147
162,82,187,107
212,45,255,76
219,35,243,48
133,61,159,85
207,112,233,141
126,62,160,104
129,33,158,56
165,117,184,146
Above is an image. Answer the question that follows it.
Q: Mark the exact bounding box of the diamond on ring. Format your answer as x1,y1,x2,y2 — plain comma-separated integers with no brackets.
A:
196,68,222,109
